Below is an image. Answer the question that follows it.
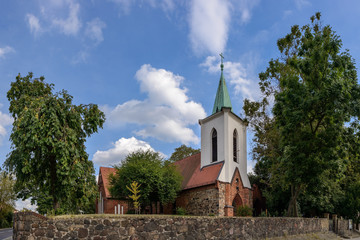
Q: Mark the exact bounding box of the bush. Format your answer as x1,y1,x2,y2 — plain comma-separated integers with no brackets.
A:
235,205,253,217
176,207,187,215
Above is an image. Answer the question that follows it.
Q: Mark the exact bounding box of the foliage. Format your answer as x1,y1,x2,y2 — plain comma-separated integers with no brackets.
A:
168,145,200,162
244,13,360,217
5,73,105,213
176,207,187,216
235,205,253,217
109,150,182,210
127,181,141,214
337,124,360,224
0,169,16,228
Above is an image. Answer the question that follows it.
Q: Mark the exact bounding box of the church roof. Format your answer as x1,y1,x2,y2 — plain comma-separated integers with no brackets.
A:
212,61,232,114
99,167,117,198
174,152,223,190
97,153,223,197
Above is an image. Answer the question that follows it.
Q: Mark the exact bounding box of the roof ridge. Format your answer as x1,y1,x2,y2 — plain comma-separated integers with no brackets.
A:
175,152,201,162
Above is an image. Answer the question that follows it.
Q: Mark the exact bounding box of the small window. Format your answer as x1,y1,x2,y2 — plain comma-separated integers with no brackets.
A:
212,129,217,162
233,129,238,162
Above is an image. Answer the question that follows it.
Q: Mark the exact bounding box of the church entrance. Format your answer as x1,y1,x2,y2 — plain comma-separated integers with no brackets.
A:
232,194,243,211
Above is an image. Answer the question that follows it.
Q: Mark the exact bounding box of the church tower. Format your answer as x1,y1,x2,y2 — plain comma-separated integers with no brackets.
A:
199,54,251,189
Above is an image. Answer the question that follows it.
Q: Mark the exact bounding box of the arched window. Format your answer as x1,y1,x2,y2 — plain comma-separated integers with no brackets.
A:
233,129,238,162
212,129,217,162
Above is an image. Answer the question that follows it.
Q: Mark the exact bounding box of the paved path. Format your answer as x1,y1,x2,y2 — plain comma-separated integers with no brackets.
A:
0,228,12,240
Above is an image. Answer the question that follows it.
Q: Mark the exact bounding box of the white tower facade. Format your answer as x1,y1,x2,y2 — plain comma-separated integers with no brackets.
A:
199,56,251,188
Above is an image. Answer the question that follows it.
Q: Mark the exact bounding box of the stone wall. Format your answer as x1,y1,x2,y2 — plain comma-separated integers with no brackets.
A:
175,184,220,216
14,212,329,240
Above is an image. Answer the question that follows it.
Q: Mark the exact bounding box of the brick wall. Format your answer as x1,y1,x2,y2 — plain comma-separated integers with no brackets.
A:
13,212,330,240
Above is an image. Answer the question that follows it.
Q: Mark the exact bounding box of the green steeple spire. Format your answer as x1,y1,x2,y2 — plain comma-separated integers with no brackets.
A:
212,53,232,114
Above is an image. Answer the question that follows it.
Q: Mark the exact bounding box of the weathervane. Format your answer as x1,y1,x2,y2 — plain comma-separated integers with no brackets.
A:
220,53,224,71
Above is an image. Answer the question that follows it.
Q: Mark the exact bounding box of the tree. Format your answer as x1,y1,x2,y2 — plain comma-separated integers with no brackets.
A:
337,123,360,226
0,169,16,227
168,145,200,162
109,150,182,212
244,13,360,217
5,73,105,213
127,181,141,214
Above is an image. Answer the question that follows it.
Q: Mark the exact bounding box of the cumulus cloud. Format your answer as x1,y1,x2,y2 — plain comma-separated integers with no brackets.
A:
26,14,42,36
92,137,156,166
0,110,13,146
0,46,15,59
15,199,37,212
106,64,206,144
201,56,258,100
52,1,82,35
85,18,106,45
189,0,230,55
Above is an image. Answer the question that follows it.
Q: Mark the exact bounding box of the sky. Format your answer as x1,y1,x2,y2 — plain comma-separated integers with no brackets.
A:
1,0,360,211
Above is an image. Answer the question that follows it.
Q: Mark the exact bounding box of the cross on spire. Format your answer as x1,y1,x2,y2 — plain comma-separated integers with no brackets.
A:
220,53,224,71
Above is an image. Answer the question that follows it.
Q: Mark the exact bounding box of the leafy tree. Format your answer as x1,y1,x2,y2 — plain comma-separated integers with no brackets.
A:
337,123,360,226
109,150,182,212
168,144,200,162
244,13,360,217
0,169,16,227
5,73,105,213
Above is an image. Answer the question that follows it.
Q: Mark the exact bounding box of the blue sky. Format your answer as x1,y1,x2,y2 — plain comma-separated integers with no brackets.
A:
1,0,360,210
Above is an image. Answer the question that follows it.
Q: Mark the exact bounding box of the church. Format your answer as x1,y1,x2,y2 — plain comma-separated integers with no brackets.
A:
96,57,254,216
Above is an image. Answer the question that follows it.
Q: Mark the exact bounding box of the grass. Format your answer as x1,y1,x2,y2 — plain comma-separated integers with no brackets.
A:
49,214,225,219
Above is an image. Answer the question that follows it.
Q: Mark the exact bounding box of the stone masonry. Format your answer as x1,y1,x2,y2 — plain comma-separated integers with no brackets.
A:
13,211,330,240
175,184,219,216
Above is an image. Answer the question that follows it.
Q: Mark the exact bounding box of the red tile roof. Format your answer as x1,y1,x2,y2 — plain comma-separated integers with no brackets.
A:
174,153,223,190
98,153,223,197
99,167,117,198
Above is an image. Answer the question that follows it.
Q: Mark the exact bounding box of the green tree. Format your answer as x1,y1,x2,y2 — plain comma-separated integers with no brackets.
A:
337,123,360,226
109,150,182,212
168,145,200,162
5,73,105,213
244,13,360,217
0,169,16,227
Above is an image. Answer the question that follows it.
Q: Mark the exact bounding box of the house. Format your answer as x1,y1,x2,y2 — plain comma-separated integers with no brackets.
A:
96,56,253,216
96,167,128,214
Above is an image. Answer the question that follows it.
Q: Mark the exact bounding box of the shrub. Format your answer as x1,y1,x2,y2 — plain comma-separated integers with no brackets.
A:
235,205,253,217
176,207,187,215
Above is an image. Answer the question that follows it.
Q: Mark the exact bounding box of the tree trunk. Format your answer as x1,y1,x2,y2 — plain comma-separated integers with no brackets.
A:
286,184,301,217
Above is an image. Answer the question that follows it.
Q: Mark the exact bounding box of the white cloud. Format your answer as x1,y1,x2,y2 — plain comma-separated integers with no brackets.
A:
283,10,293,18
0,111,12,146
15,199,37,212
106,64,206,144
71,50,90,64
233,0,260,24
92,137,155,166
201,56,258,100
247,160,254,174
52,1,82,35
85,18,106,45
189,0,230,55
26,14,42,36
0,46,15,59
110,0,175,14
294,0,311,9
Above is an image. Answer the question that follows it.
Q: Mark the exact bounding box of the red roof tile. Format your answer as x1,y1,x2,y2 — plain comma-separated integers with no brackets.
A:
174,153,223,190
99,167,117,198
98,153,223,196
